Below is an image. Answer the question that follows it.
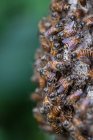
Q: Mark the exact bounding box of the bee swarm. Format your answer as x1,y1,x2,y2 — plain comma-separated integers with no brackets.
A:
32,0,93,140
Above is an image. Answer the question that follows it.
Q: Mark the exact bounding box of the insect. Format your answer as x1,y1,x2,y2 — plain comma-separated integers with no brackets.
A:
63,21,77,38
83,16,93,27
39,124,53,133
63,121,86,140
51,1,70,12
39,76,46,88
58,77,73,94
40,35,52,52
33,108,45,125
48,60,65,71
47,106,61,122
88,69,93,79
45,26,59,37
38,17,52,33
62,121,76,135
78,0,86,6
66,89,83,105
73,117,84,130
31,93,42,102
56,53,63,60
50,122,62,134
78,98,90,116
47,72,57,85
50,47,59,56
74,9,85,19
43,96,52,113
62,34,82,51
71,49,93,60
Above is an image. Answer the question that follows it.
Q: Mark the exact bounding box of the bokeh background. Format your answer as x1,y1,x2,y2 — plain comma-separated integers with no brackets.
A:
0,0,54,140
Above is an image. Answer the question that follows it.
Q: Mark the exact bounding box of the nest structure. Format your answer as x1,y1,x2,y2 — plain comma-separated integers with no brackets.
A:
32,0,93,140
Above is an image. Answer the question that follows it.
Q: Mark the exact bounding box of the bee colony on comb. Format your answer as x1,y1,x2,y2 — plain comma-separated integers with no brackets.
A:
31,0,93,140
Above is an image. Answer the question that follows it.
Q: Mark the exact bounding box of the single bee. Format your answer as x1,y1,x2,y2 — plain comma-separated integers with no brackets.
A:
39,76,46,88
58,78,72,94
47,106,61,121
66,89,83,105
78,98,90,116
51,1,70,12
62,121,76,136
71,49,93,60
50,122,62,134
63,21,77,38
56,54,63,60
87,69,93,79
63,121,86,140
45,26,59,37
83,16,93,27
73,117,84,129
40,71,56,85
43,96,52,113
47,72,57,85
40,35,52,52
39,124,53,134
33,108,45,125
38,17,51,33
74,133,86,140
38,68,46,76
74,9,85,19
62,34,82,51
45,14,65,37
48,60,64,71
31,93,42,102
51,12,61,25
78,0,86,6
50,47,59,56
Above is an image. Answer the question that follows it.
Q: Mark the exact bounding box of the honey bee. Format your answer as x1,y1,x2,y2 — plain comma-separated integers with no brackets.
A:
73,117,84,129
31,93,42,102
39,124,53,133
43,96,52,113
87,69,93,79
74,133,86,140
78,98,90,116
31,88,42,101
58,78,72,93
71,49,93,60
66,89,83,105
63,21,77,38
50,122,62,134
63,28,76,38
83,16,93,27
40,35,52,52
63,121,86,140
38,17,51,33
47,72,57,85
62,34,82,51
45,26,59,37
33,108,45,125
78,0,86,6
48,60,64,71
50,47,59,56
47,106,61,121
56,53,63,60
39,76,46,88
51,1,70,12
74,9,85,19
62,121,76,135
45,16,65,37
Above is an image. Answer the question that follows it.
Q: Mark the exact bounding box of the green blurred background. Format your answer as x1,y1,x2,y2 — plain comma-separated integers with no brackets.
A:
0,0,54,140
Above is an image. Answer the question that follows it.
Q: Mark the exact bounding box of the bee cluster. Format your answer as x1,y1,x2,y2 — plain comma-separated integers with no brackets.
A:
32,0,93,140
